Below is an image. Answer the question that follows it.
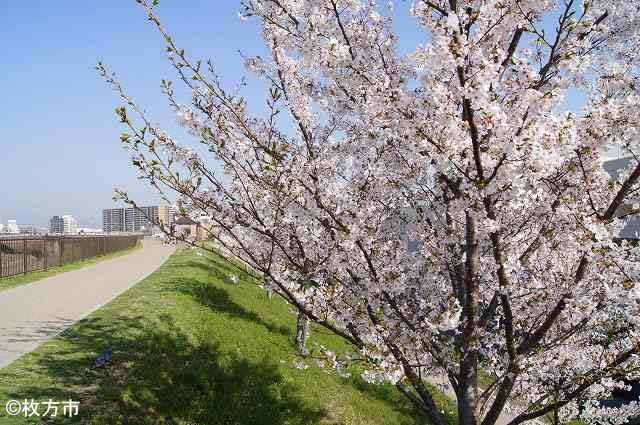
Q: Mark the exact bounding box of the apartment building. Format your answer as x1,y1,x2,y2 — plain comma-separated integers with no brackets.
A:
158,205,177,228
62,215,77,234
102,206,159,233
50,215,77,234
102,208,125,233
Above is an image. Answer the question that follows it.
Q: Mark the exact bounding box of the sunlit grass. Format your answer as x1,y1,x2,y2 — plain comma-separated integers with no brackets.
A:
0,247,456,424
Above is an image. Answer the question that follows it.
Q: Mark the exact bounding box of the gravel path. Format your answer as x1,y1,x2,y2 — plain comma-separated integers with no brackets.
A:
0,239,174,368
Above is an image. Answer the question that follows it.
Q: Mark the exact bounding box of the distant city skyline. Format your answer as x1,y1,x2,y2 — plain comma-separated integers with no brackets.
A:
0,197,167,231
0,200,159,230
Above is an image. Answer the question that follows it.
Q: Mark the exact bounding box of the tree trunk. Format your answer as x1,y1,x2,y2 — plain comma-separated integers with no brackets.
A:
295,310,310,356
457,375,479,425
458,211,480,425
396,382,447,425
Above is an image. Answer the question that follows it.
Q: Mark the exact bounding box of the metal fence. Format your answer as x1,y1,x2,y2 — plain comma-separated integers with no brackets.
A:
0,235,142,279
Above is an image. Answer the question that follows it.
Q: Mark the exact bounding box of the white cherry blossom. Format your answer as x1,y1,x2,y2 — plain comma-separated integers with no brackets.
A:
99,1,640,424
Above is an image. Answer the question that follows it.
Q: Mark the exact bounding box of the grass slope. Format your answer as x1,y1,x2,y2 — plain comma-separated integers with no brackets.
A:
0,242,142,293
0,248,456,425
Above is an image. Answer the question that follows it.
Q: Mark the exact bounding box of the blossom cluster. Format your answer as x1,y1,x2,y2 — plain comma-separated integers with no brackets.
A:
101,1,640,424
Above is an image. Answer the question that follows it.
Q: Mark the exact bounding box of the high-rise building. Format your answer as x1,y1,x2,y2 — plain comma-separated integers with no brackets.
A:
62,215,78,234
125,206,158,232
158,205,177,228
50,216,65,234
102,206,159,233
102,208,125,233
50,215,77,234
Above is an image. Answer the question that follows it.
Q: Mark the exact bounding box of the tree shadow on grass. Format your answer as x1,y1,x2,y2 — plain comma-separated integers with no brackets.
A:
168,253,435,424
177,250,257,284
164,276,292,339
164,252,292,335
344,374,434,422
3,316,326,425
177,258,234,285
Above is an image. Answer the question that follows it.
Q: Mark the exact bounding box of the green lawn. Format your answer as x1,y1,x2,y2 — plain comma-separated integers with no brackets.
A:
0,242,142,293
0,247,456,425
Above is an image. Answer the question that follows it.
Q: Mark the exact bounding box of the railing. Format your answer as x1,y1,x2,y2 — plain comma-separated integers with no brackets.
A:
0,235,142,279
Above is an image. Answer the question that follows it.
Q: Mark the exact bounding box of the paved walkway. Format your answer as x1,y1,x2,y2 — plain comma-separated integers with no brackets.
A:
0,239,174,368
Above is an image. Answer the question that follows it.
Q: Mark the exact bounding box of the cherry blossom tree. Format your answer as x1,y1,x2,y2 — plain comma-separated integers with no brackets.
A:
100,0,640,423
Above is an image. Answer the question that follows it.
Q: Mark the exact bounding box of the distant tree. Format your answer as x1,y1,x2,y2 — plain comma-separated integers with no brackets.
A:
100,1,640,424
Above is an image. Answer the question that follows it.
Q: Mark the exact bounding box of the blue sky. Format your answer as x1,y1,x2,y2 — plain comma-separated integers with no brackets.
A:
0,1,584,229
0,1,268,228
0,1,427,229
